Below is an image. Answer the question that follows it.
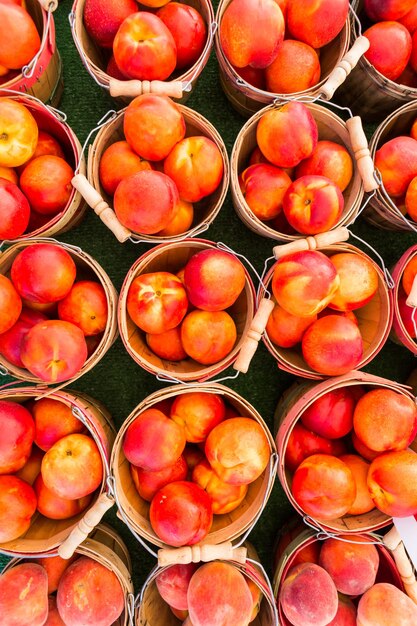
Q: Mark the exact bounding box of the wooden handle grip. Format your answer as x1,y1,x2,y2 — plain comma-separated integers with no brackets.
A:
38,0,58,10
346,116,379,192
383,526,417,604
233,298,275,374
57,493,115,559
319,36,370,100
109,79,184,99
273,227,349,259
157,542,247,567
406,275,417,307
71,174,131,243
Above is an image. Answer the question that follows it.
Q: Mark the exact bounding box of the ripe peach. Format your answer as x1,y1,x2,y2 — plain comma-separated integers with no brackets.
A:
157,199,194,236
41,433,103,499
192,458,248,513
271,250,340,317
357,582,417,626
319,535,379,595
302,315,363,375
292,453,356,520
170,392,226,443
266,303,316,348
402,255,417,294
0,563,48,626
364,0,416,21
283,175,344,234
0,166,18,183
279,562,338,626
0,400,34,473
219,0,285,68
239,163,292,221
26,129,65,163
34,554,78,594
285,422,347,472
45,596,66,626
0,475,37,542
295,140,353,192
0,274,22,334
183,444,204,474
233,64,266,90
340,455,375,514
375,136,417,197
20,156,74,216
15,445,44,485
187,562,253,626
181,310,237,365
256,101,318,168
0,3,40,71
352,431,380,462
0,178,30,239
367,449,417,516
34,474,92,520
399,4,417,33
150,480,213,546
327,595,357,626
287,0,349,48
405,175,417,220
156,563,199,611
146,326,187,361
300,387,359,439
98,140,152,196
57,556,125,626
328,253,379,311
0,99,38,168
265,40,321,94
363,22,412,81
248,146,269,166
156,3,207,70
0,307,47,368
205,417,270,485
83,0,137,48
397,284,417,336
130,454,187,501
20,320,88,383
123,408,186,471
57,280,108,336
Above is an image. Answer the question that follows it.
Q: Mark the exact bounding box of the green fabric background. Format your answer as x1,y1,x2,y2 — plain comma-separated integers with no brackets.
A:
1,0,417,599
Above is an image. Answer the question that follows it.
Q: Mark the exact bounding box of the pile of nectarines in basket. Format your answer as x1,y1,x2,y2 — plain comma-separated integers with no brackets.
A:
0,241,113,383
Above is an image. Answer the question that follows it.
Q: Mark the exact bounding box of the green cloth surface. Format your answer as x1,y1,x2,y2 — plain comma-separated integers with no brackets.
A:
1,0,417,599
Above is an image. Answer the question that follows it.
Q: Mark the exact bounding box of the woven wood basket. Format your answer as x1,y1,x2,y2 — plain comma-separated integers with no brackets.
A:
0,92,87,243
0,385,115,557
273,526,417,625
259,233,393,379
274,371,417,535
110,383,277,554
363,100,417,232
230,102,364,242
70,0,214,104
0,239,118,388
0,0,63,107
391,245,417,355
1,523,134,626
117,239,256,382
136,542,277,625
78,105,229,244
335,0,417,122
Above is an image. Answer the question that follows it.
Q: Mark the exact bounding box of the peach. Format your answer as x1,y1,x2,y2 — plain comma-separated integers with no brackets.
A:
22,130,65,168
34,474,92,520
20,156,74,216
353,388,417,453
98,140,153,196
295,140,353,192
0,166,18,183
57,280,108,336
0,475,37,542
402,255,417,294
234,64,266,90
20,320,88,383
300,387,359,439
337,456,374,515
157,198,194,236
367,449,417,516
56,556,125,626
187,562,253,626
150,480,213,546
302,315,363,375
283,175,344,234
219,0,284,68
399,4,417,33
405,175,417,220
327,596,356,626
271,250,340,317
183,444,204,474
156,563,198,611
375,136,417,197
122,408,186,471
156,3,207,70
45,596,66,625
319,535,379,595
0,274,22,334
146,326,187,361
352,431,380,462
0,563,48,626
265,40,321,94
0,307,47,368
292,453,356,520
266,303,316,348
170,392,226,443
279,562,338,626
328,253,379,311
256,101,318,168
397,62,417,87
83,0,137,48
34,554,78,594
0,400,34,473
0,178,30,239
248,146,269,166
15,445,44,485
41,433,103,500
364,0,416,21
114,170,180,234
357,582,417,626
397,284,417,336
205,417,270,485
287,0,349,48
244,575,262,621
181,310,237,365
285,422,347,472
239,163,292,221
192,459,247,514
130,454,187,501
363,22,412,81
184,249,245,311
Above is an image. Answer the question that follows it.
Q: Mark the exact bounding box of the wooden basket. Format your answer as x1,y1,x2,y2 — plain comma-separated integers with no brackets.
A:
110,383,277,553
80,105,229,244
391,245,417,355
0,92,87,243
70,0,214,103
230,102,364,242
363,100,417,232
1,523,134,626
274,371,417,534
118,239,256,382
335,0,417,122
0,385,116,557
259,234,393,379
136,542,277,625
0,0,63,107
0,239,118,388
